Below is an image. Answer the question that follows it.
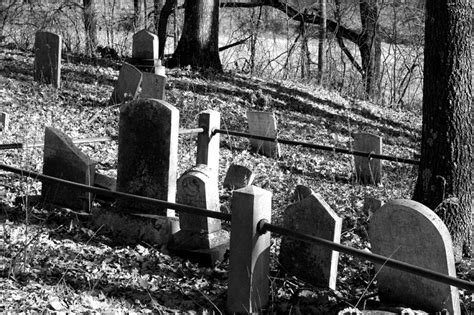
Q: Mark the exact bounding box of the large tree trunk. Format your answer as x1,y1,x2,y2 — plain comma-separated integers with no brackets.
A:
153,0,164,35
317,0,326,83
359,0,381,99
157,0,176,59
169,0,222,71
83,0,98,56
133,0,143,31
413,0,472,260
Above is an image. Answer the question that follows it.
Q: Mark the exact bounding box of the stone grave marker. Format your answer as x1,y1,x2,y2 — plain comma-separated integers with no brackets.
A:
0,112,9,132
42,127,96,210
223,164,254,189
247,111,281,157
353,133,382,185
141,71,166,100
132,29,159,73
116,99,178,216
171,164,229,265
369,199,460,314
293,184,313,202
279,192,342,289
110,63,142,104
34,31,62,88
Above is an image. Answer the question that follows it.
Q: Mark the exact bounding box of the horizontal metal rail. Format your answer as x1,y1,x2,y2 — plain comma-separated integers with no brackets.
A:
0,128,204,151
0,164,230,221
258,220,473,291
2,164,471,291
213,128,420,165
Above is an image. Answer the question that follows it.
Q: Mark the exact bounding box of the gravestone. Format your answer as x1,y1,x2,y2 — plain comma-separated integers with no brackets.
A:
223,164,254,189
117,99,178,216
132,29,159,73
110,63,142,104
362,197,383,220
34,31,62,88
353,133,382,185
0,112,9,132
279,192,342,289
293,184,313,202
247,111,281,157
42,127,96,210
369,199,460,314
141,72,166,100
170,164,229,266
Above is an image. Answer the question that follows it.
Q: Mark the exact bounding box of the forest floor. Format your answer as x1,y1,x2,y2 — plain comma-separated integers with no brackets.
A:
0,46,472,313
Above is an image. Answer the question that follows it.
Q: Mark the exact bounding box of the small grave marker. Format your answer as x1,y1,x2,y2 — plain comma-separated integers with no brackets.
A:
116,99,178,216
141,72,166,100
0,112,9,132
247,111,281,157
132,29,159,73
42,127,96,210
110,63,142,104
369,199,460,314
279,192,342,289
171,164,229,266
353,133,382,185
34,31,62,88
223,164,254,189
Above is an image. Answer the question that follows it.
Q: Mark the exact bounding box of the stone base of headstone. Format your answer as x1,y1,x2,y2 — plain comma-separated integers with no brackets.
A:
168,230,230,266
223,164,254,189
0,112,10,132
92,209,179,248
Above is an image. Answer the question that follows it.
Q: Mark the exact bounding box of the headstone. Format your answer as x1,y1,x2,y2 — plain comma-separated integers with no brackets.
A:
141,72,166,100
247,111,281,157
279,192,342,289
110,63,142,104
132,29,159,73
362,197,383,220
170,165,229,266
116,99,178,217
369,199,460,314
0,112,9,132
223,164,254,189
353,133,382,185
227,186,272,313
34,31,62,88
42,127,96,210
293,184,313,202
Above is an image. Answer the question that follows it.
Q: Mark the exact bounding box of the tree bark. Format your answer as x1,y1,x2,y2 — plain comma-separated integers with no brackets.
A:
317,0,326,83
359,0,381,99
413,0,472,260
169,0,222,71
153,0,164,35
156,0,176,59
83,0,98,56
133,0,142,31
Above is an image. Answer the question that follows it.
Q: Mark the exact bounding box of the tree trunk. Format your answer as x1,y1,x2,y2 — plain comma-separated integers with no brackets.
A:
413,0,472,260
317,0,326,83
133,0,142,31
359,0,381,99
169,0,222,71
153,0,164,35
83,0,98,56
156,0,176,59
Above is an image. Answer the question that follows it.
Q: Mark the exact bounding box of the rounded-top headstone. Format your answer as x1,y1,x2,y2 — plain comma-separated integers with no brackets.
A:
369,199,459,314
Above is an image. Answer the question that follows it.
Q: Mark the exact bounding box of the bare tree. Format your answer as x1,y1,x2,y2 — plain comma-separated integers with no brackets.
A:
83,0,97,55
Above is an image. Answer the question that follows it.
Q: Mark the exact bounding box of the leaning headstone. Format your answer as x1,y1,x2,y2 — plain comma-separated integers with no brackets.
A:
247,111,281,157
117,99,179,216
141,71,166,100
369,199,460,314
170,164,229,266
42,127,96,210
353,133,382,185
110,63,142,104
279,192,342,289
34,31,62,88
0,112,9,132
132,29,159,73
223,164,254,189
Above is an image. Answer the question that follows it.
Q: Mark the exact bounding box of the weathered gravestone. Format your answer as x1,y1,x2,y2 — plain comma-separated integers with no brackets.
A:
279,191,342,289
353,133,382,185
117,99,178,216
110,63,142,104
42,127,96,210
223,164,254,189
293,184,313,202
141,71,166,100
170,164,229,266
34,31,62,88
132,29,159,73
0,112,9,132
247,111,281,157
369,199,460,314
